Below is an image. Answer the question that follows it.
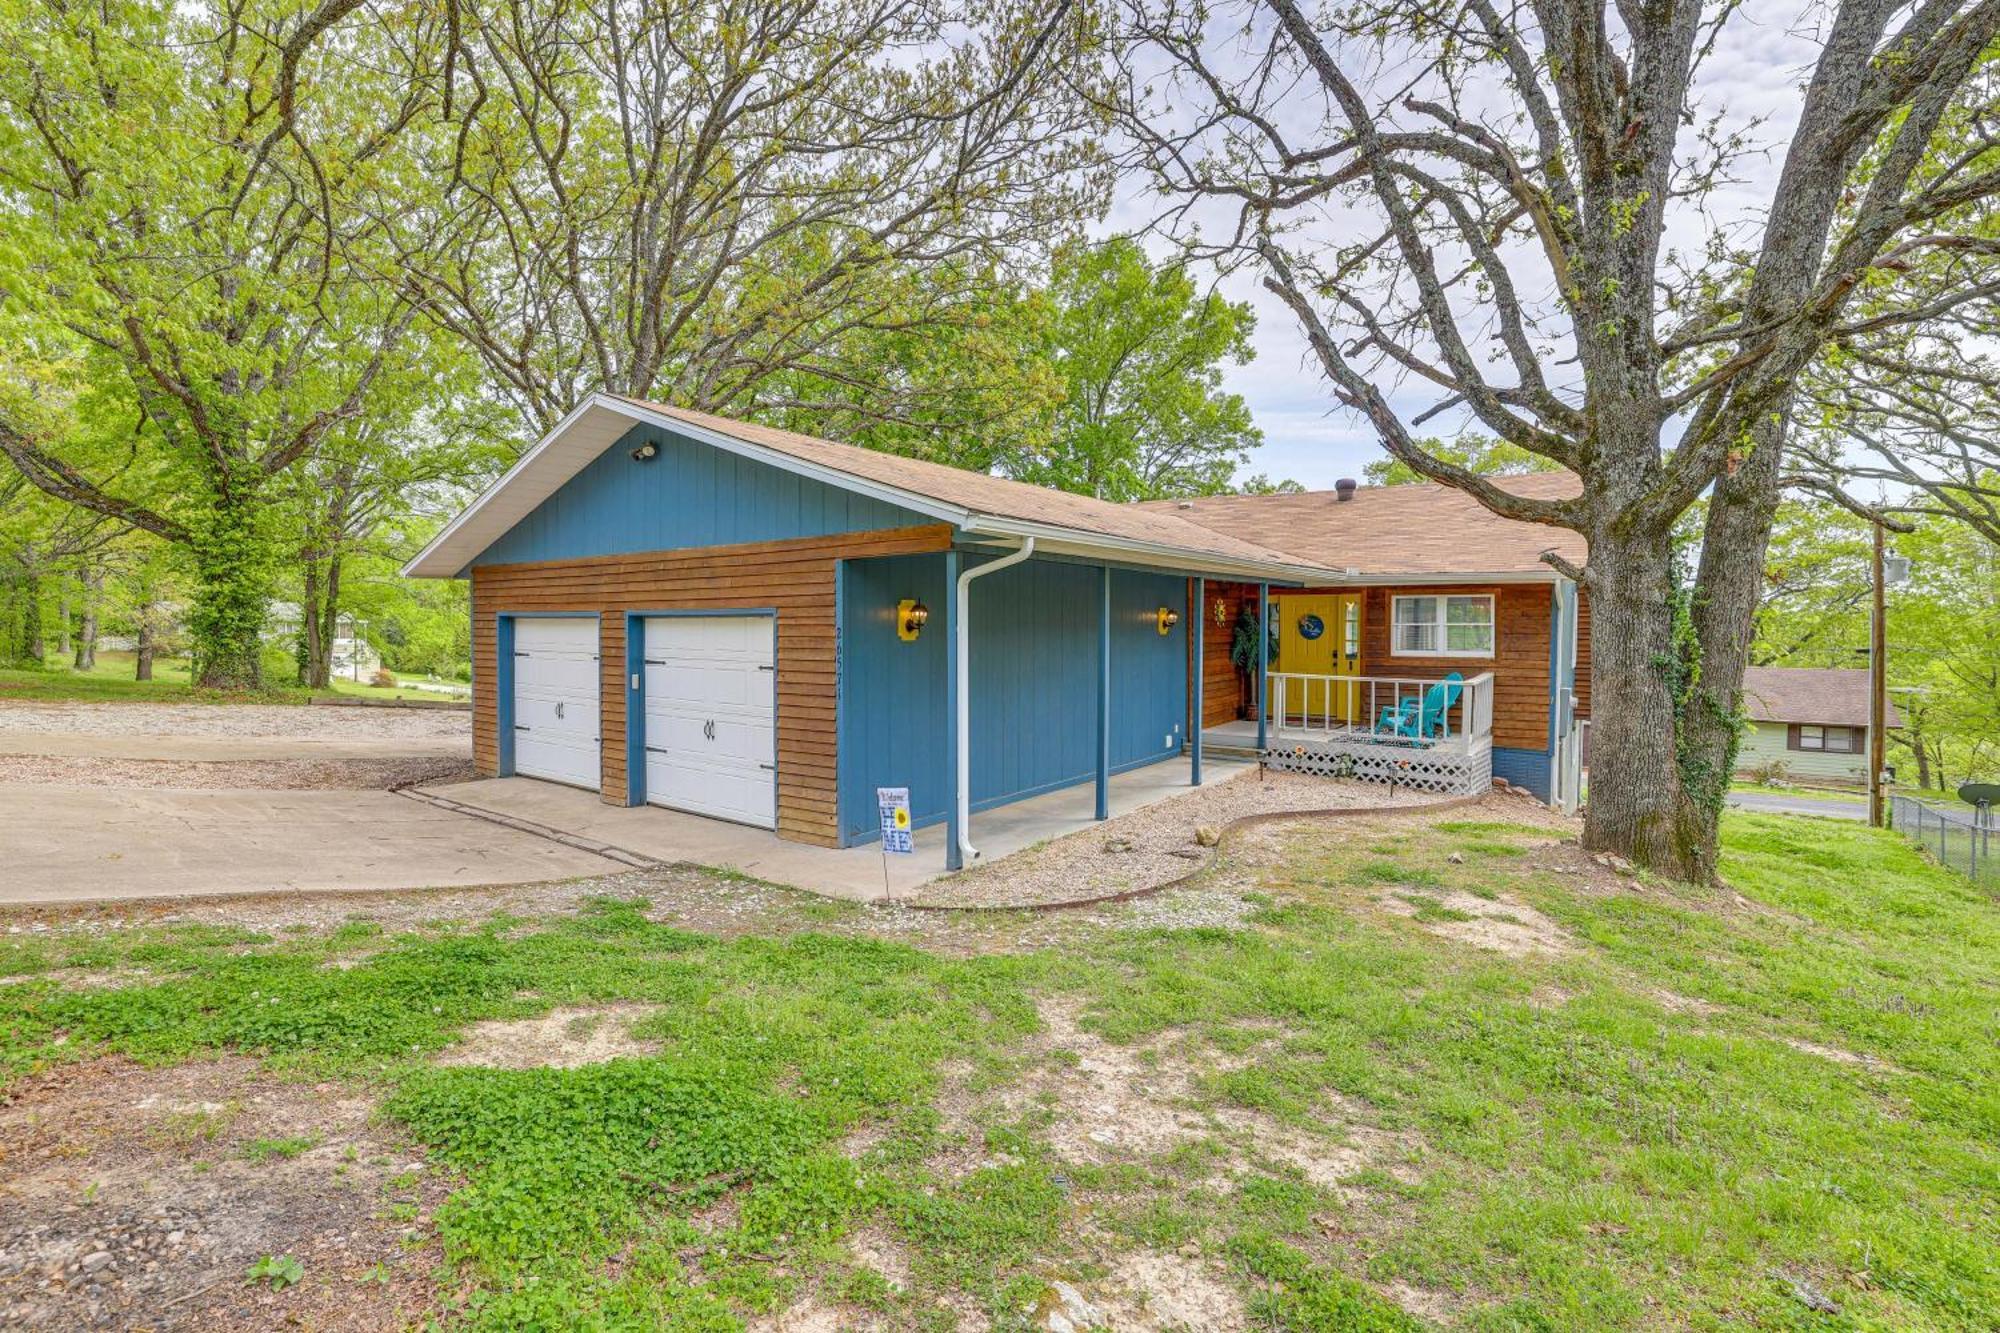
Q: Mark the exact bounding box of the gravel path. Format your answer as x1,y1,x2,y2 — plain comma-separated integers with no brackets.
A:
0,753,475,792
913,768,1461,909
0,702,468,743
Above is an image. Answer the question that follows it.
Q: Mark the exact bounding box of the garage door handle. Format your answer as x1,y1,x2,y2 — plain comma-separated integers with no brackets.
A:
758,664,775,672
643,658,666,666
646,745,668,755
759,762,775,771
514,724,531,732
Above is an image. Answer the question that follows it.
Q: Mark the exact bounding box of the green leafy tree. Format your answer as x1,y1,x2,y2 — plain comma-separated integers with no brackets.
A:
1007,238,1263,500
0,0,442,687
1363,434,1561,487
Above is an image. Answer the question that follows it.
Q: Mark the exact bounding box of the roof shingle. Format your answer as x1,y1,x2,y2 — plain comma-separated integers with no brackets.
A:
1741,666,1900,727
1138,473,1588,578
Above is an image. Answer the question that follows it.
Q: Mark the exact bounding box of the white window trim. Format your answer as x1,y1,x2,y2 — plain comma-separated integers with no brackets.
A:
1389,594,1496,659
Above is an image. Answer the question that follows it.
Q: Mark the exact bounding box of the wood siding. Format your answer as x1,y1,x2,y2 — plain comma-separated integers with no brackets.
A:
1190,581,1254,728
1356,584,1551,751
1198,580,1573,751
471,523,954,847
1574,588,1592,719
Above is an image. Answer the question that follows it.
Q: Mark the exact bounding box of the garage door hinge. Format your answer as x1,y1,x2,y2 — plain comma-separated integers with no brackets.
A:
758,664,775,672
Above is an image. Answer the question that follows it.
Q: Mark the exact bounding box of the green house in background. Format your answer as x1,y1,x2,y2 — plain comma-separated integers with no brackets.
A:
1735,666,1901,787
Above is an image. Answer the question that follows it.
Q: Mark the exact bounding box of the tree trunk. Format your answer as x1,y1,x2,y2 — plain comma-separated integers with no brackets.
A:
72,566,102,671
135,609,154,681
320,554,343,687
301,557,330,688
187,496,274,691
57,584,71,659
1579,529,1709,879
1678,413,1789,878
24,570,44,663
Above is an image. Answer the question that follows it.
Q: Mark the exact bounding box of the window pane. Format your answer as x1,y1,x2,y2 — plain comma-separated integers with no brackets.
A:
1397,621,1437,653
1800,726,1824,750
1445,622,1493,652
1445,596,1492,626
1396,597,1436,626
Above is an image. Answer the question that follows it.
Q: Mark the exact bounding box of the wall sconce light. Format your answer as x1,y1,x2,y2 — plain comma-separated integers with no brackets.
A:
897,598,929,642
1156,606,1180,636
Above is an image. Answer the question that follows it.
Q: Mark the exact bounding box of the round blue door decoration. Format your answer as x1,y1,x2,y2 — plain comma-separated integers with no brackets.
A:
1297,613,1326,641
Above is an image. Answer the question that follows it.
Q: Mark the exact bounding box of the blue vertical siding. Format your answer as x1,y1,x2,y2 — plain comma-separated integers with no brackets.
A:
1492,746,1553,800
469,423,928,569
837,553,1189,843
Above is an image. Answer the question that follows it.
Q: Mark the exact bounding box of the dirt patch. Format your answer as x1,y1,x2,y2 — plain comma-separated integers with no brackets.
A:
1378,889,1572,956
1652,989,1722,1016
914,769,1454,910
0,753,474,791
1096,1249,1246,1332
0,1057,449,1330
931,997,1418,1199
436,1003,662,1069
1779,1036,1903,1075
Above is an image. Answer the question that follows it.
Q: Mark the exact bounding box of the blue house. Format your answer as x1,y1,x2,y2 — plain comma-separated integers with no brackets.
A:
405,395,1587,865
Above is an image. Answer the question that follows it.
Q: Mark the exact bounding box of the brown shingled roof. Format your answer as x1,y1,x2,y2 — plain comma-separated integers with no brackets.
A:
1741,666,1901,728
612,397,1314,570
1139,473,1588,579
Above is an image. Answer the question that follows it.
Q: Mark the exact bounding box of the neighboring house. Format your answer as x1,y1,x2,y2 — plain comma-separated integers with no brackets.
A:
265,602,382,679
405,395,1592,866
1736,666,1900,786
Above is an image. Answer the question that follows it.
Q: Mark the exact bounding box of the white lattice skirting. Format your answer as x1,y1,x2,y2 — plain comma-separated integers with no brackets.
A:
1262,737,1493,796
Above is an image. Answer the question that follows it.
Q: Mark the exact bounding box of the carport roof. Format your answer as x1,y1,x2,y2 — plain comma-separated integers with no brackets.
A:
403,393,1344,583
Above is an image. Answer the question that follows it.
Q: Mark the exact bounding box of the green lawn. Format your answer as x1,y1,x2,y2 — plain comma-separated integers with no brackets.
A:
1730,778,1870,804
1,814,1993,1329
0,652,466,705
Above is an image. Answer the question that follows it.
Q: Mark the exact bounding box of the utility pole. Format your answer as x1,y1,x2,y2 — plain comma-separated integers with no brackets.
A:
1869,521,1887,828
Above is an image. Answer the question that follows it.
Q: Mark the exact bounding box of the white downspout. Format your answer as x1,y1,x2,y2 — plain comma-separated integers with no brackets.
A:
955,536,1035,865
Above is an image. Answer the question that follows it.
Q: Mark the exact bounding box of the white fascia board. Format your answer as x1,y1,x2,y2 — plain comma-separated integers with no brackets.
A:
959,517,1342,585
402,395,624,579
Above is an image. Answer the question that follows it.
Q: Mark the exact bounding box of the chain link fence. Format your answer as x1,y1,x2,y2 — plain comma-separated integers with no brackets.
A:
1891,794,1999,888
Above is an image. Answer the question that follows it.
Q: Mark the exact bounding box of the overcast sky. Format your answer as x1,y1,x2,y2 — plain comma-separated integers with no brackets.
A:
1104,0,1836,492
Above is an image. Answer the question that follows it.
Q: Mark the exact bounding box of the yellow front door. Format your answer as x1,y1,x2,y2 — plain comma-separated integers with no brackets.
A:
1274,594,1363,721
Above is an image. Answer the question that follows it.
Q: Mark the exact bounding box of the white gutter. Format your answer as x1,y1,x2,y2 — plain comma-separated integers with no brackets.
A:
954,536,1034,865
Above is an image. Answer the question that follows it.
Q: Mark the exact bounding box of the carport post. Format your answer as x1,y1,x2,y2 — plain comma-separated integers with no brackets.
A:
1191,577,1204,787
1256,582,1270,750
945,549,963,872
1096,566,1111,821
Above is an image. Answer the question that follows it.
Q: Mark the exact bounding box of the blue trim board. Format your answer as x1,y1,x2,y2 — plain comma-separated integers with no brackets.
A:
469,422,927,570
943,549,962,871
621,608,780,821
1190,576,1204,787
492,610,599,779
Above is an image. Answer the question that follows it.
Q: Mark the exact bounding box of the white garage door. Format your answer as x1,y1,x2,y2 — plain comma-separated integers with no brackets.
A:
642,616,775,828
511,617,601,790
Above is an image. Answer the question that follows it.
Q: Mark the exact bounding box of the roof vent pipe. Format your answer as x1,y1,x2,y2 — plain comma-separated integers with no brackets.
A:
1335,478,1357,501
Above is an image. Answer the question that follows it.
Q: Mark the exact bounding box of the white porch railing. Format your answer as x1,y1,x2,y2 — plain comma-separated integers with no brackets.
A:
1266,671,1495,751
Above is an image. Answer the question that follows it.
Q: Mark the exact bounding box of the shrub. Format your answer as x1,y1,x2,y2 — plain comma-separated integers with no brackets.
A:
370,666,396,689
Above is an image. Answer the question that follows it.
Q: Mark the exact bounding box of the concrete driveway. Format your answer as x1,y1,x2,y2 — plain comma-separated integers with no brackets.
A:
0,701,623,906
0,784,622,905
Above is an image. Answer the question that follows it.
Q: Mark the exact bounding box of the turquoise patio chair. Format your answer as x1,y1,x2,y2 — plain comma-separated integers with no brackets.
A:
1377,672,1464,740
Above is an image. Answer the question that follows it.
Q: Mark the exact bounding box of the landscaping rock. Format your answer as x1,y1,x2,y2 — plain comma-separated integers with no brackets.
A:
1038,1279,1102,1333
1102,836,1137,854
1194,825,1223,847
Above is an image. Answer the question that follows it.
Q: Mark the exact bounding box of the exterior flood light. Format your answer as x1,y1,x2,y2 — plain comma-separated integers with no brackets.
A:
898,598,929,641
1156,606,1180,636
631,441,659,461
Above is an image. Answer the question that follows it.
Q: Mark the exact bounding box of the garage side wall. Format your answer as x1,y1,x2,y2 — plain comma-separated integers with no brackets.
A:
471,523,954,846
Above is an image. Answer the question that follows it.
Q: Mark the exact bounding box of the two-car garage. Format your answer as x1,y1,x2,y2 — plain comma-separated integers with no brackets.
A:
507,613,776,829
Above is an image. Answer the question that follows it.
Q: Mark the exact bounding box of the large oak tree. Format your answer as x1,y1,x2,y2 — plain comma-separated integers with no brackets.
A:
1117,0,2000,878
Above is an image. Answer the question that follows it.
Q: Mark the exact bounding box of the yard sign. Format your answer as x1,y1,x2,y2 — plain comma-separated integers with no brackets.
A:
877,787,914,854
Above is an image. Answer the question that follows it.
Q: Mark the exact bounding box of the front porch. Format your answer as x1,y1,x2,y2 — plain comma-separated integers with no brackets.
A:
1203,670,1498,796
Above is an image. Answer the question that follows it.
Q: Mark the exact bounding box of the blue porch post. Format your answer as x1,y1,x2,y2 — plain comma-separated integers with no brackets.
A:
1191,577,1204,786
944,549,963,871
1255,582,1270,749
1096,565,1111,820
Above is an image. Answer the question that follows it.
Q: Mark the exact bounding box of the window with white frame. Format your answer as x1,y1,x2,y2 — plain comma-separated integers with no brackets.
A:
1391,594,1495,657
